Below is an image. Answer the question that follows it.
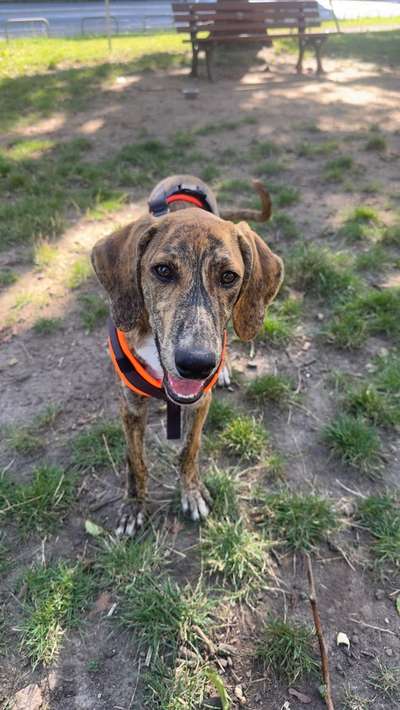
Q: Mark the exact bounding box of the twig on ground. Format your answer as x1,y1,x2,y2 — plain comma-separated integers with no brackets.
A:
335,479,366,499
192,624,217,656
305,554,335,710
349,616,397,636
102,434,120,480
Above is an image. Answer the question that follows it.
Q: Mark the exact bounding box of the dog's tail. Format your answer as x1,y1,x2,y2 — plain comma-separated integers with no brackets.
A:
219,180,271,223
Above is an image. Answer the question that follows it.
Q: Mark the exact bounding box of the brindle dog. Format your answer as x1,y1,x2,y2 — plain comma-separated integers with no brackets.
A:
91,175,283,536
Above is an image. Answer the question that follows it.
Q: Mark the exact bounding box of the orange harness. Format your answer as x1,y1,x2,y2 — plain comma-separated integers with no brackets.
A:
108,186,226,439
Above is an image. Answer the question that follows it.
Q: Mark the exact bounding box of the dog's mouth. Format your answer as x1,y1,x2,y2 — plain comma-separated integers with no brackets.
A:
164,373,206,405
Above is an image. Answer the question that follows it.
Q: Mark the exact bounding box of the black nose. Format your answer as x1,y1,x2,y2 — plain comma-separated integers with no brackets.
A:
175,348,216,380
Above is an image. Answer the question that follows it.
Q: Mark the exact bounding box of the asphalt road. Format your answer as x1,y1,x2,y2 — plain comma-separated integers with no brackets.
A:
0,1,176,37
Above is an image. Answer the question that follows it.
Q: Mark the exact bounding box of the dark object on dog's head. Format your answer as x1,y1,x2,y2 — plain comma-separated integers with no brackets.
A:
148,177,218,217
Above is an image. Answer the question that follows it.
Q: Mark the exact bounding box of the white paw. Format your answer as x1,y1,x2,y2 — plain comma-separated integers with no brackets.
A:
116,503,145,537
181,486,212,522
217,365,231,388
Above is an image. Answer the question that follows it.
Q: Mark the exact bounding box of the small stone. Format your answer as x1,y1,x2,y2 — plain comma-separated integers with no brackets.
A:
335,663,345,675
317,312,324,321
385,647,393,657
375,589,385,601
234,685,246,705
352,634,360,645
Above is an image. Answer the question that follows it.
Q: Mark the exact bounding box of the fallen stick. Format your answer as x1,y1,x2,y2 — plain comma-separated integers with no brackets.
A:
305,554,335,710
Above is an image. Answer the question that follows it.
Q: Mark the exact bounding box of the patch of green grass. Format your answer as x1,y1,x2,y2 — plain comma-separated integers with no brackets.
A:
201,518,272,597
274,186,300,208
72,420,125,469
250,139,281,160
342,688,372,710
200,163,220,183
96,535,163,590
33,316,63,335
8,139,55,161
368,660,400,699
78,292,108,331
382,222,400,246
246,373,295,406
21,561,93,667
341,354,400,427
0,465,75,534
119,575,213,661
286,243,359,300
219,415,268,460
88,189,127,219
5,425,43,455
365,134,387,152
256,617,318,684
296,140,338,158
217,178,254,198
13,290,34,310
358,495,400,567
33,239,58,269
324,414,382,475
323,155,354,182
269,211,300,239
355,244,389,272
255,159,287,177
206,398,235,432
255,491,337,552
339,206,382,242
0,269,17,286
258,296,302,346
325,287,400,349
66,257,93,289
204,466,241,521
145,658,223,710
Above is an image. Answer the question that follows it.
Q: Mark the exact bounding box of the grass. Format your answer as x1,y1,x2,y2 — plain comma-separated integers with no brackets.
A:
33,316,63,335
250,139,281,160
219,415,268,460
296,140,338,158
286,243,359,301
255,159,287,177
365,133,387,152
33,239,58,269
341,352,400,428
324,414,383,475
5,425,43,455
273,186,300,208
66,257,93,289
246,373,295,406
119,575,213,662
206,398,236,432
268,211,299,239
325,287,400,349
323,155,354,183
342,689,372,710
382,222,400,246
0,465,75,534
368,660,400,699
258,296,302,346
354,244,389,272
72,420,125,469
78,292,108,331
256,617,318,684
96,535,163,590
145,658,220,710
255,491,337,552
204,466,241,521
0,269,17,286
358,495,400,567
339,205,382,243
21,561,93,667
201,518,273,597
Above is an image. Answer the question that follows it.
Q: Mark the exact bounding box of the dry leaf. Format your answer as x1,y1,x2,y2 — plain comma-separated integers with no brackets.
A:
14,683,43,710
288,688,312,704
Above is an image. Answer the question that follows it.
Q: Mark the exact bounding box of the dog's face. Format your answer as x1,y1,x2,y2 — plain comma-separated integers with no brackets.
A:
91,209,283,404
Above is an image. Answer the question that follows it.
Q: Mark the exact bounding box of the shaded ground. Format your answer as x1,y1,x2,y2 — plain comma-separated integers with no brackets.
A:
1,31,400,710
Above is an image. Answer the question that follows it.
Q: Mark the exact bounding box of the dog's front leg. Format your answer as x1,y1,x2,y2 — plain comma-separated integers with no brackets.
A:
116,389,149,537
179,392,212,521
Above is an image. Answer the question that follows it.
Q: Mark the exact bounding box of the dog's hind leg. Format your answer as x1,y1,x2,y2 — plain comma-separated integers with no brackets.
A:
116,388,149,537
179,392,212,521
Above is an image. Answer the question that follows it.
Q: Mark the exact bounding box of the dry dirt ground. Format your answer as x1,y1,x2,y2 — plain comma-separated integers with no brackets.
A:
1,42,400,709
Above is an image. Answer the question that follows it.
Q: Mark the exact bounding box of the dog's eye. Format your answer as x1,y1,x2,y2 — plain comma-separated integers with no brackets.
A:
153,264,174,282
221,270,238,286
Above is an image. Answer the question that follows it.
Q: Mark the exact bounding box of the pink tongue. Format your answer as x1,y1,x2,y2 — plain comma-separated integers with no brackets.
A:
167,374,204,398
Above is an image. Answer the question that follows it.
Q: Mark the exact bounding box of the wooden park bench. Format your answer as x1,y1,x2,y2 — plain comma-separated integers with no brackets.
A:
172,1,336,80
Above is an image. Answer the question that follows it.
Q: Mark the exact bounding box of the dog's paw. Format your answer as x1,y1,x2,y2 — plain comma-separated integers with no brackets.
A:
115,501,145,538
217,364,231,388
181,484,212,522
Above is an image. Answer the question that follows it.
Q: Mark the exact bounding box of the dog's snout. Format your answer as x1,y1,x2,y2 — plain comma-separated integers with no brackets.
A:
175,348,216,380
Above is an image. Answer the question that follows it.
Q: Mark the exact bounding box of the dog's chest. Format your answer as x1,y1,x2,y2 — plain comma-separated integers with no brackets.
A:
135,334,163,379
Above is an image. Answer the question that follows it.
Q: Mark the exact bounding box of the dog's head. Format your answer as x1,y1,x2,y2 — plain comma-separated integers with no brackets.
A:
91,208,283,404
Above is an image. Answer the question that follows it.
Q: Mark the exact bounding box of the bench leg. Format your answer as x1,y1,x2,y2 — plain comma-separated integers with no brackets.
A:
190,40,199,78
296,37,305,74
205,45,214,82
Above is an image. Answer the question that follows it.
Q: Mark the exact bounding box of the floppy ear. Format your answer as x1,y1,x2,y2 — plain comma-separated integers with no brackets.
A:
91,215,156,332
233,221,284,341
